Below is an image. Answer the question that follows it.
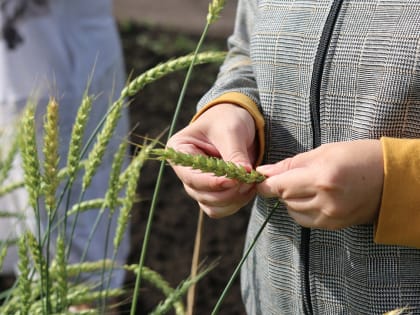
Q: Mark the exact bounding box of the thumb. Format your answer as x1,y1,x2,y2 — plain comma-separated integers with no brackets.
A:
256,150,313,177
218,137,254,171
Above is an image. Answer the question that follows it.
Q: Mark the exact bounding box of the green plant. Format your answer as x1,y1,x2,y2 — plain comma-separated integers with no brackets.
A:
0,1,229,314
152,147,265,184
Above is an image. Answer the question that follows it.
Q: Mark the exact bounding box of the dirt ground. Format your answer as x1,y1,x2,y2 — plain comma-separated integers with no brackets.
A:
114,0,237,38
119,22,249,315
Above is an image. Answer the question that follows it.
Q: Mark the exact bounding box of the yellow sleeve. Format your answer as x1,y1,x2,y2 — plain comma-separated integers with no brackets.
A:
191,92,266,165
375,137,420,248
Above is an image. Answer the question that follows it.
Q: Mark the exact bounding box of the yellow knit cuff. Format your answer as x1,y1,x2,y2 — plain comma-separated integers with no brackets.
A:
375,137,420,248
191,92,265,165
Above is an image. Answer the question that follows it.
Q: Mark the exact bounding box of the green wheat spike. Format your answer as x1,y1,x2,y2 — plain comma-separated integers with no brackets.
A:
149,264,215,315
125,264,185,315
17,235,31,315
19,104,41,209
67,198,125,216
113,143,151,249
104,140,129,214
82,98,124,191
120,51,226,99
207,0,226,24
26,232,47,284
0,245,8,271
65,285,123,307
0,132,19,186
67,94,94,180
42,98,60,214
152,148,266,184
54,236,68,310
64,260,115,276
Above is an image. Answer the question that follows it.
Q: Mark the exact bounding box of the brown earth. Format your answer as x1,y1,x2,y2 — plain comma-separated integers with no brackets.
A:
119,22,249,315
114,0,237,38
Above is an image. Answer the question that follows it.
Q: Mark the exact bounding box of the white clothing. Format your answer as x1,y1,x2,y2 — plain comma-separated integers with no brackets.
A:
0,0,129,288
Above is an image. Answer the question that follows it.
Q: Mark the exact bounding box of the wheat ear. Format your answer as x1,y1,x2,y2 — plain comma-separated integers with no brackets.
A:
149,264,215,315
42,98,60,213
207,0,226,24
153,148,265,184
19,104,41,209
67,94,93,180
0,245,8,271
67,198,125,216
26,232,47,283
113,142,153,249
53,235,68,310
120,51,226,99
0,132,19,186
82,98,123,191
125,264,185,315
17,235,31,315
104,140,129,214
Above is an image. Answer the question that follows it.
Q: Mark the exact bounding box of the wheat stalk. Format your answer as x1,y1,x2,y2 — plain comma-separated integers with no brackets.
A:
152,147,265,184
104,140,128,214
19,104,41,209
0,132,19,186
207,0,226,24
42,98,60,213
17,235,31,315
82,99,124,191
62,260,115,276
125,264,185,315
149,264,215,315
0,245,8,271
26,232,47,285
66,198,125,216
54,235,68,310
120,51,226,99
114,142,153,249
67,94,94,180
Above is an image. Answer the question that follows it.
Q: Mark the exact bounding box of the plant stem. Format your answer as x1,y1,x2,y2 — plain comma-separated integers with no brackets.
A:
130,21,212,315
210,201,280,315
187,209,204,315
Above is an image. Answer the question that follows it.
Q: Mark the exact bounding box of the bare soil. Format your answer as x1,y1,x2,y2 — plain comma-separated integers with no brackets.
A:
120,22,249,315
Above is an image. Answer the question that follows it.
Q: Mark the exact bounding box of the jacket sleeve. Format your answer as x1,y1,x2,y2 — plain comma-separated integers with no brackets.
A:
197,0,259,110
375,137,420,248
194,0,265,164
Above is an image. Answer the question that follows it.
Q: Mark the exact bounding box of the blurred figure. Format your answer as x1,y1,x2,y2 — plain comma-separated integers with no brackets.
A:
0,0,129,312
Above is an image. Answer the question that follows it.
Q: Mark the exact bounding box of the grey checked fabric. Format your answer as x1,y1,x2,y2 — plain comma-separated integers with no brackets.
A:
198,0,420,314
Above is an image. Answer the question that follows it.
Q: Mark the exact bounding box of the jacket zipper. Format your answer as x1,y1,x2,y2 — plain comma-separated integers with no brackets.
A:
304,0,344,314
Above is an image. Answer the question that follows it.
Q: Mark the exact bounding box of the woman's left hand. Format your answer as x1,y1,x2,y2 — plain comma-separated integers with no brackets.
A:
256,140,384,230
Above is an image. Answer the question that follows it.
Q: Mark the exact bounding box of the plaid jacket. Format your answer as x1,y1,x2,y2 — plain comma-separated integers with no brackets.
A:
199,0,420,314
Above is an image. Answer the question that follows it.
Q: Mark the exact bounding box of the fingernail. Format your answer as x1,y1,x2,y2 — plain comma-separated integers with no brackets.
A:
221,180,236,189
256,164,275,173
239,183,252,194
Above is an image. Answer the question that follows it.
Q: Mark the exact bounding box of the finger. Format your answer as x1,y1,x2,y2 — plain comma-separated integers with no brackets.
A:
199,203,241,219
257,167,317,199
256,157,295,176
184,183,255,208
172,164,237,192
286,209,318,229
283,196,317,212
218,138,255,170
198,187,256,219
285,201,346,230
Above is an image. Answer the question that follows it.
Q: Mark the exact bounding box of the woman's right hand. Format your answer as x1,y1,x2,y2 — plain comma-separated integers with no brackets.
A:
166,103,258,218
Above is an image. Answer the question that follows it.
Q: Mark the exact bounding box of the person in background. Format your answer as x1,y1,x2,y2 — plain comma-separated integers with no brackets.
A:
166,0,420,313
0,0,129,313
